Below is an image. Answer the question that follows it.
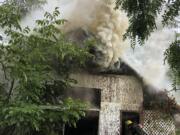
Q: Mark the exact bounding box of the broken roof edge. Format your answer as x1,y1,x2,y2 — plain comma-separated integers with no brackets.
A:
143,85,180,115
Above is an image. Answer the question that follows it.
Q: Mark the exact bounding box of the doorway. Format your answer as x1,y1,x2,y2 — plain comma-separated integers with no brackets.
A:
121,111,140,135
65,111,99,135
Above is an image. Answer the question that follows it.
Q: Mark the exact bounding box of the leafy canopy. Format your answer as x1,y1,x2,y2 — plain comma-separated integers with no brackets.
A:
115,0,180,46
0,3,89,135
164,40,180,91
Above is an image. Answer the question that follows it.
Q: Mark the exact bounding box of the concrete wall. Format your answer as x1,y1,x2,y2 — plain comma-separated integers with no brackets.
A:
71,72,143,135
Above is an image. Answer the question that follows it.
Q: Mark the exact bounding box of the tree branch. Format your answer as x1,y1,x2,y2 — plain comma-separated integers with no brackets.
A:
6,79,15,103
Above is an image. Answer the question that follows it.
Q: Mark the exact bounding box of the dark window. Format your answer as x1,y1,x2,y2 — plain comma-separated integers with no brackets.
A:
61,87,101,109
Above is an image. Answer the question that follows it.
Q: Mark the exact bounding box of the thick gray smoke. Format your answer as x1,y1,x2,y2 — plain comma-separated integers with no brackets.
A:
122,27,174,89
1,0,180,103
62,0,129,69
121,19,179,103
22,0,129,70
55,0,179,103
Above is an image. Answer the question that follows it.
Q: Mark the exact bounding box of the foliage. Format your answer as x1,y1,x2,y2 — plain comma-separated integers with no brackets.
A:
115,0,179,46
2,0,46,16
163,0,180,25
0,3,89,135
164,40,180,90
176,130,180,135
0,2,21,30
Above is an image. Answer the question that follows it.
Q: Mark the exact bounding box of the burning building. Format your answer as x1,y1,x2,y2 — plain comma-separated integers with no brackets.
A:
16,0,179,134
58,71,176,135
61,23,178,135
59,1,178,133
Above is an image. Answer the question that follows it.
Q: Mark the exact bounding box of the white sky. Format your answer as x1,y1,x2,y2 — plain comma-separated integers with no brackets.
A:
0,0,4,5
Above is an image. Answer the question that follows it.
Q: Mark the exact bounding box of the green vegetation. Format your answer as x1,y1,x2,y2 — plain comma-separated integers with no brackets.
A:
165,40,180,90
0,0,179,134
0,0,46,15
0,2,90,135
115,0,180,46
115,0,165,46
176,130,180,135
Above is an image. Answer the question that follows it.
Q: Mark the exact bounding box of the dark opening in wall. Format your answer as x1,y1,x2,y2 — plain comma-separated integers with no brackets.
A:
62,87,101,135
61,87,101,109
65,111,99,135
121,111,140,135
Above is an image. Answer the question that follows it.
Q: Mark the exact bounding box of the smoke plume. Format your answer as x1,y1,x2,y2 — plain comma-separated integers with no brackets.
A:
8,0,180,103
62,0,129,69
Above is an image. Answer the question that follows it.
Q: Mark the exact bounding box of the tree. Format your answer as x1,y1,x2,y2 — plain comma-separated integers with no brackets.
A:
115,0,179,45
0,0,46,15
115,0,180,90
164,40,180,91
0,2,90,135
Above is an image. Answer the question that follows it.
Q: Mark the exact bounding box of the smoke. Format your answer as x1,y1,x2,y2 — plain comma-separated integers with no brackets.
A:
122,27,175,90
121,20,180,103
20,0,129,70
7,0,180,103
61,0,129,69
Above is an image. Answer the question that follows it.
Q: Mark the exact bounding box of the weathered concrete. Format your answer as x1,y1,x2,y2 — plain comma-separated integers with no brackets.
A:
71,73,143,108
71,72,143,135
